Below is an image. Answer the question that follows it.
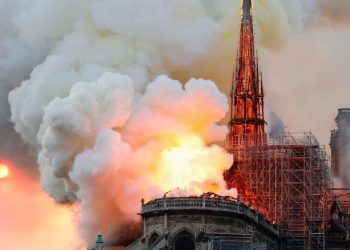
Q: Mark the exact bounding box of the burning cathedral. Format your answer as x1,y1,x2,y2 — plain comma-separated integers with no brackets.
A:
91,1,350,249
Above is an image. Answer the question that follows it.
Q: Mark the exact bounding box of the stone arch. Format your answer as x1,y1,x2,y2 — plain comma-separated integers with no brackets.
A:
148,232,160,247
172,228,195,250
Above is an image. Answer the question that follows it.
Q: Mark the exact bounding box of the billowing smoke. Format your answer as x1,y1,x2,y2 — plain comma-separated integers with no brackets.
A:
0,0,45,173
35,73,233,243
1,0,350,247
319,0,350,26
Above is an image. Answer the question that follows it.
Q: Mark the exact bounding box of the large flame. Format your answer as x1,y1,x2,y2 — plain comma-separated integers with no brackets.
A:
155,135,232,196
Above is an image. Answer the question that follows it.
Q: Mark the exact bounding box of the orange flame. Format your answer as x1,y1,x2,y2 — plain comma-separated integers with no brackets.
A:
151,135,233,197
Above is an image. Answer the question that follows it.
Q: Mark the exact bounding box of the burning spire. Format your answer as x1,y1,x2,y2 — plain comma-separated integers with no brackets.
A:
224,0,267,209
227,0,266,152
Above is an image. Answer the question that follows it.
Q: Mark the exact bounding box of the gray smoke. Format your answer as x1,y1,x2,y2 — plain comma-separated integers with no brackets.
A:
0,0,47,173
265,109,285,138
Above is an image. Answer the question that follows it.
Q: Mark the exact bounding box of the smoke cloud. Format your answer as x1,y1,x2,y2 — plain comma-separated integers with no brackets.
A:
1,0,349,247
0,0,45,173
35,72,233,244
319,0,350,26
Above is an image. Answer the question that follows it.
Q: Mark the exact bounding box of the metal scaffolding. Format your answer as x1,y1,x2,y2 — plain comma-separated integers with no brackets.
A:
225,132,331,249
224,1,332,248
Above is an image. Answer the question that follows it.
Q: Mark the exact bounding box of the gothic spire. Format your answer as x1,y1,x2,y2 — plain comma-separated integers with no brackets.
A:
226,0,266,151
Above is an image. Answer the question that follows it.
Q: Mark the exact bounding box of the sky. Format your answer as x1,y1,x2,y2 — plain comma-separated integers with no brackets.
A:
0,160,84,249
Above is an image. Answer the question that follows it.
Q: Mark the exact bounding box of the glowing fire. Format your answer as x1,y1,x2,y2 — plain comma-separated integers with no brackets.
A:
153,136,233,196
0,163,9,179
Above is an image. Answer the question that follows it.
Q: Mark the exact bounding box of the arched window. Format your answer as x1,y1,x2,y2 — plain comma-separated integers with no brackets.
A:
173,230,195,250
149,233,160,247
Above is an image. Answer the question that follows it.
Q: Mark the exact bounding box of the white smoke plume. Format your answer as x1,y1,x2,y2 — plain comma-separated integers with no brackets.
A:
37,72,232,243
2,0,350,247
